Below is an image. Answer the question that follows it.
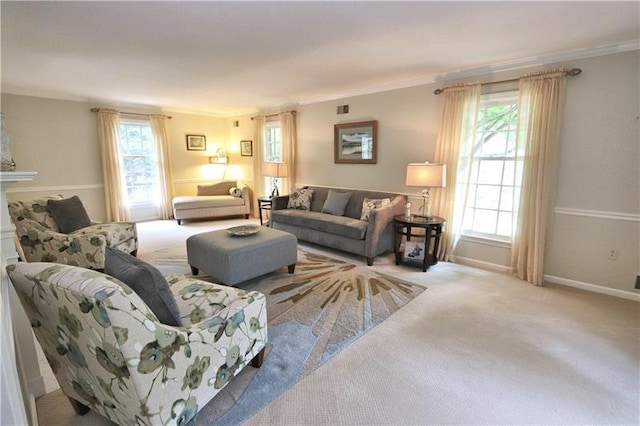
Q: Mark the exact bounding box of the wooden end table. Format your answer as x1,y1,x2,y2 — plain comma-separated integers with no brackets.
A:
257,196,273,226
393,215,445,272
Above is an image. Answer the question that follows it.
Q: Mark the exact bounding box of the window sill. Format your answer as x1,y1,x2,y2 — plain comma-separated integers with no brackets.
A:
459,234,511,249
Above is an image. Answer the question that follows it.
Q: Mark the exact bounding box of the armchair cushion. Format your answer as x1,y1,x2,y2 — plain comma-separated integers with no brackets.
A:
105,247,181,326
47,195,92,233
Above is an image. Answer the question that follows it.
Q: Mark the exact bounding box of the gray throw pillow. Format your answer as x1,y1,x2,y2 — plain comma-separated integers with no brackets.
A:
321,190,352,216
105,247,182,326
47,195,92,233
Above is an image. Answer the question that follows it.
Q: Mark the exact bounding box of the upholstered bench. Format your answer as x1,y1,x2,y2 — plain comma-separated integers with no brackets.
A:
187,226,297,286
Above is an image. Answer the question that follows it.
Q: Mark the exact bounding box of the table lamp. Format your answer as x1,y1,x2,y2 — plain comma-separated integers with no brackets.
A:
262,162,289,198
405,162,447,218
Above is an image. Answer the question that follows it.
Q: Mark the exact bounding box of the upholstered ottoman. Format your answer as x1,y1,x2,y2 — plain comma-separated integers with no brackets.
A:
187,226,297,285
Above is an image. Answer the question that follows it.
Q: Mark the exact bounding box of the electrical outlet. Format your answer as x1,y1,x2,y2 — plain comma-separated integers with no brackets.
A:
606,249,619,260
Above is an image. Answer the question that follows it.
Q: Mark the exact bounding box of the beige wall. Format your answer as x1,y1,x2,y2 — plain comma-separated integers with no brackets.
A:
2,50,638,297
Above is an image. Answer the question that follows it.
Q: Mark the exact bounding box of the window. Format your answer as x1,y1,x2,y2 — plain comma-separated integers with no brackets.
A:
462,92,520,241
264,120,282,162
119,120,159,205
263,120,283,193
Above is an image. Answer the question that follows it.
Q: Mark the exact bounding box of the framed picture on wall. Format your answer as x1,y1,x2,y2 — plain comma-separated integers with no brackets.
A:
334,120,377,164
240,140,253,156
186,134,206,151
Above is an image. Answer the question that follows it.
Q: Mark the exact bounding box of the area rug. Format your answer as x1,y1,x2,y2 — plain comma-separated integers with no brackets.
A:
141,246,427,425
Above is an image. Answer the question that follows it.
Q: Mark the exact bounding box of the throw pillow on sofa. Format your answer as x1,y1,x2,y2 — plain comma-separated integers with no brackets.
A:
321,189,352,216
360,198,391,221
105,247,182,326
288,187,314,210
229,187,242,197
47,195,92,233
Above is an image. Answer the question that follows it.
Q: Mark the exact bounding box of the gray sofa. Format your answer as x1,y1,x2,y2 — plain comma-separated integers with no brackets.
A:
270,186,406,265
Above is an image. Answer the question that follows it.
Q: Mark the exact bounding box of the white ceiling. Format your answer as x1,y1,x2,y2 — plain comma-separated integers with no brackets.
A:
2,1,638,116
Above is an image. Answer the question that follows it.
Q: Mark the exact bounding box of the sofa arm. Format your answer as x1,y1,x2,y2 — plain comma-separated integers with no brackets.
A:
14,219,108,269
272,195,290,210
240,186,252,213
364,196,406,258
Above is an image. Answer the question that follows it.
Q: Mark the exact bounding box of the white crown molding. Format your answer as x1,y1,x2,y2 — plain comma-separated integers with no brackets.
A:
298,40,640,105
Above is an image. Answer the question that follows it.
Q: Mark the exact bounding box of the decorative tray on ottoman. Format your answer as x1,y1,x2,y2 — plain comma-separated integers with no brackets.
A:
226,224,261,236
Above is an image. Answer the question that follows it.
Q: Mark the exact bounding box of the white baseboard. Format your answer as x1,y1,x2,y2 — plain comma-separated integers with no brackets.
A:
453,256,511,274
454,256,640,302
544,274,640,302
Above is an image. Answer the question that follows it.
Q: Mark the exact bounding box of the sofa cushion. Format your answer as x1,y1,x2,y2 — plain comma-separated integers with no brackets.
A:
287,187,313,210
321,190,352,216
47,195,92,233
197,180,237,196
360,198,391,221
271,209,367,240
105,247,182,326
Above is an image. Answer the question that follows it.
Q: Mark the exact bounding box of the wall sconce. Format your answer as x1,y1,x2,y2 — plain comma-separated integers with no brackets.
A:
209,148,228,164
405,162,447,218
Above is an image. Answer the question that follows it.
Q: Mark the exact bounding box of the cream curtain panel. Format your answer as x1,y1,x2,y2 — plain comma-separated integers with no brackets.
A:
431,83,481,261
511,69,567,286
252,116,266,214
96,109,129,222
149,115,175,220
279,111,297,193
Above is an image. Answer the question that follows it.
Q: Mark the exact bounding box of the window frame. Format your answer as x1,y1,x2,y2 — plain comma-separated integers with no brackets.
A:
263,119,284,195
118,118,160,207
461,91,520,243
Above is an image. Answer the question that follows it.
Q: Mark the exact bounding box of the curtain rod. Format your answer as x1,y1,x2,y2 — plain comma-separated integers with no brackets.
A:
251,110,297,120
90,108,172,119
432,68,582,95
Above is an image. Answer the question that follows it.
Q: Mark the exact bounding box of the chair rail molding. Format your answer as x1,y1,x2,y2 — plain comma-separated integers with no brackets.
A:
5,182,103,194
1,171,39,426
554,207,640,222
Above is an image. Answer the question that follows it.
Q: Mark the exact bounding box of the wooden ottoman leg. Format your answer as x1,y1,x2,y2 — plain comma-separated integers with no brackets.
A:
190,265,199,275
288,264,296,273
251,348,266,368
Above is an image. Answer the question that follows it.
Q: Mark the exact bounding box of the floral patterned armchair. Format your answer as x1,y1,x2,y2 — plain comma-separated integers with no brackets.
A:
6,262,268,425
8,195,138,270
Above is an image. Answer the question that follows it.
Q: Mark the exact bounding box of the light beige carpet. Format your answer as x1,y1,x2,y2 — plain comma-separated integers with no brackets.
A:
35,219,640,425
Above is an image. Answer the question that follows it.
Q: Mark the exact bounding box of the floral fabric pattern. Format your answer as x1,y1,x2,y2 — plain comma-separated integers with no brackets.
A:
360,197,391,221
8,196,138,269
287,187,313,210
7,262,267,425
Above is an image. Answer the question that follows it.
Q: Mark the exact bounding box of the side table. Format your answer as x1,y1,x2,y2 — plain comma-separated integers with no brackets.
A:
257,196,273,226
393,215,445,272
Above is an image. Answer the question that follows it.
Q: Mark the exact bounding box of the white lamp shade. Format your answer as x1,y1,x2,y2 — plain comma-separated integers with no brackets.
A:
405,163,447,188
262,162,288,178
